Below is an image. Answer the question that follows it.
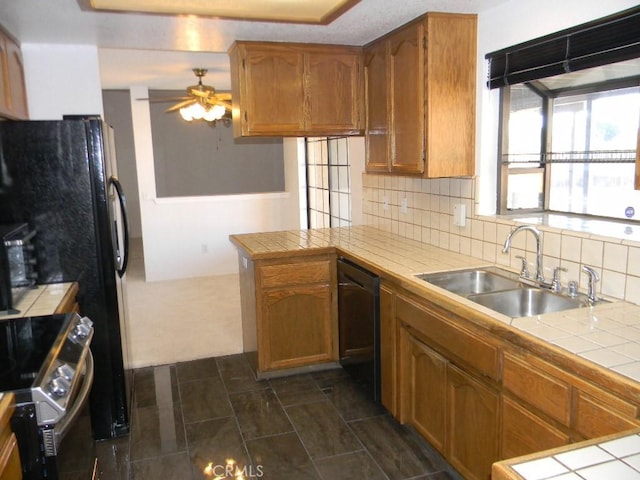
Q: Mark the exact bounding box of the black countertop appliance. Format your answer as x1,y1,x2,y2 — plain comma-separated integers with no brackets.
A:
0,118,131,440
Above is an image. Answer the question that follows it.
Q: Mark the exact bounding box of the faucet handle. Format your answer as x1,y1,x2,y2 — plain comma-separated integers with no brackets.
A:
515,255,529,278
551,266,567,293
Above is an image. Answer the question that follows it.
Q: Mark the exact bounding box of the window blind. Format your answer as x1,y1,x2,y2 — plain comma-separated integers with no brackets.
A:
485,6,640,89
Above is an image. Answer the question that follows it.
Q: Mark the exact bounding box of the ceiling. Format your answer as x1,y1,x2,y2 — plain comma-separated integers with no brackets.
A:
0,0,507,90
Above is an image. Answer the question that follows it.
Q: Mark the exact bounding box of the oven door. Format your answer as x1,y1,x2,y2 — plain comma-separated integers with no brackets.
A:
13,351,94,480
49,350,94,453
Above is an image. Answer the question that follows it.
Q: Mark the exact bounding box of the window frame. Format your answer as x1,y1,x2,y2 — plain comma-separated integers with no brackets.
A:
497,77,640,219
304,136,352,229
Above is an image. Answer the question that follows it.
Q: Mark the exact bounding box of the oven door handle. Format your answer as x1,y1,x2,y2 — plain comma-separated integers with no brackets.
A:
54,350,94,444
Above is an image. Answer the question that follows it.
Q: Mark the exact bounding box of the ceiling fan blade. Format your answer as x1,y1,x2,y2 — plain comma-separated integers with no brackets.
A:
137,96,192,102
149,96,192,103
205,97,232,110
165,98,197,112
215,92,232,100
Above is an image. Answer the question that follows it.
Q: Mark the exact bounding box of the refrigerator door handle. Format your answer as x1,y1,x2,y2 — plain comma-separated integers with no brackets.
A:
109,176,129,277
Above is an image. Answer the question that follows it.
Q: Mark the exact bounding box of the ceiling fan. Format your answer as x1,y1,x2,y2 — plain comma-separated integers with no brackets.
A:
146,68,232,123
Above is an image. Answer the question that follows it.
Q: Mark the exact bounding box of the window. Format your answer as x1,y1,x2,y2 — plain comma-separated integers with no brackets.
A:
499,82,640,220
305,137,352,228
489,6,640,222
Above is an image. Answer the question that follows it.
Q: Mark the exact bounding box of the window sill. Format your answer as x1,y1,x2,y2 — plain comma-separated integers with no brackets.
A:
488,212,640,246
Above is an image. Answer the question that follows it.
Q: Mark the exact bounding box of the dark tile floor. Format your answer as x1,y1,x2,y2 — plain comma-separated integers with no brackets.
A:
57,354,463,480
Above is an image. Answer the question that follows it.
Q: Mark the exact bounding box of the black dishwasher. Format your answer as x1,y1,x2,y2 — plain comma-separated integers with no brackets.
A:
337,258,381,403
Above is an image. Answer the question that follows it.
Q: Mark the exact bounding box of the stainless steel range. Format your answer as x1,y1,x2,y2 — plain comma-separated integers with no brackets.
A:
2,311,94,479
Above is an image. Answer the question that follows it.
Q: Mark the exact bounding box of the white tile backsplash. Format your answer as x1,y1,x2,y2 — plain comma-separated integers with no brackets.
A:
582,239,604,267
362,174,640,305
604,243,629,273
561,235,583,263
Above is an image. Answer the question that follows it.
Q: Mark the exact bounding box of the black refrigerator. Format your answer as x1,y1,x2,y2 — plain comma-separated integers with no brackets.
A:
0,118,132,440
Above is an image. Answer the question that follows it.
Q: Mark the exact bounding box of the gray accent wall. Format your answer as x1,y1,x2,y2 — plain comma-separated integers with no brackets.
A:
149,90,284,197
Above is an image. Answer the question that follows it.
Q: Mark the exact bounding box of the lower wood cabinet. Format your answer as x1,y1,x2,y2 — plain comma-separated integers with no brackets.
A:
501,395,570,460
385,282,640,479
0,393,21,480
572,389,640,439
447,364,499,480
261,284,334,370
399,327,447,453
238,253,338,373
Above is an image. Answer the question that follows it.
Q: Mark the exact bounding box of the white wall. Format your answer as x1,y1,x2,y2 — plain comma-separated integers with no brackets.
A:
475,0,639,215
22,44,104,119
130,86,301,282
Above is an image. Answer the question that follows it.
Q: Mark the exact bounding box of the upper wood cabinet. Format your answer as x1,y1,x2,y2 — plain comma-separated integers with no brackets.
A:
364,13,476,177
229,41,363,137
363,40,390,172
0,28,28,120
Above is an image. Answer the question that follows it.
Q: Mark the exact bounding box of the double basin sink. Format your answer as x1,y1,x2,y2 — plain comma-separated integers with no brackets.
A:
415,267,592,318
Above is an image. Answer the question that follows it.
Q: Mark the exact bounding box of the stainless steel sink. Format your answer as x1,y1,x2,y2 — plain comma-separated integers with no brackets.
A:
415,267,520,296
415,266,591,317
467,288,586,317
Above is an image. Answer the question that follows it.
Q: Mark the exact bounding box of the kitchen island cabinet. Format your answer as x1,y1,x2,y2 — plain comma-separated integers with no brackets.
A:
235,248,338,374
228,41,363,137
0,27,27,120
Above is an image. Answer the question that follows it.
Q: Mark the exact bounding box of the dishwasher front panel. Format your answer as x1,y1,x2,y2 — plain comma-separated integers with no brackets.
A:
337,258,380,403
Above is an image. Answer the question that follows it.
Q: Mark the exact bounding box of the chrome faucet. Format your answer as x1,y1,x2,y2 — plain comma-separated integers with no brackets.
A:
502,225,546,283
582,265,600,304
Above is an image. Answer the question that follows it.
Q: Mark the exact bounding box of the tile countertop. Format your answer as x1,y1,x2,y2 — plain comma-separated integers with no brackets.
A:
231,225,640,480
492,429,640,480
1,282,76,320
230,226,640,383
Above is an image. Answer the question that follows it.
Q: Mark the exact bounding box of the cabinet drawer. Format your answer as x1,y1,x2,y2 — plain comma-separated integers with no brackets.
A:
503,352,571,425
573,389,640,439
259,260,331,288
397,297,499,380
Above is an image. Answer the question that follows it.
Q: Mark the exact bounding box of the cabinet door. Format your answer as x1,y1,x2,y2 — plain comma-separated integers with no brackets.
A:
306,52,363,134
447,364,499,480
261,285,333,370
364,41,390,172
241,46,305,135
389,21,425,174
5,39,27,119
424,13,476,177
401,329,446,453
0,35,10,116
502,395,570,460
573,390,640,440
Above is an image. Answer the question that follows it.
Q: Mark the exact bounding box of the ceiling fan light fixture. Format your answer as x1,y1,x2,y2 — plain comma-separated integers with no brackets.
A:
179,102,226,122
